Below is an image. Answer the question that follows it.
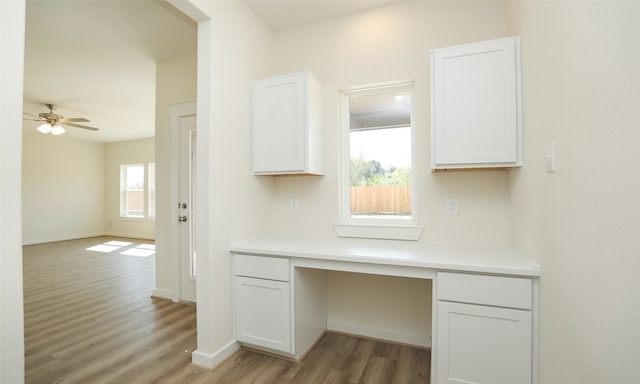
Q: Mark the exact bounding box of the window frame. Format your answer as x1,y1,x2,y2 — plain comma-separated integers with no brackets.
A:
120,164,145,219
336,81,423,240
148,163,156,220
119,163,155,220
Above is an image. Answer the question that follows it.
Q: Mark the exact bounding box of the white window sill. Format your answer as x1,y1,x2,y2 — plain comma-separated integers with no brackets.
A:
333,223,424,241
120,216,145,221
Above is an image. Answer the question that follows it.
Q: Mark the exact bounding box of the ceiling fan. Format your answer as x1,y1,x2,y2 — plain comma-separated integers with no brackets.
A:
24,103,99,135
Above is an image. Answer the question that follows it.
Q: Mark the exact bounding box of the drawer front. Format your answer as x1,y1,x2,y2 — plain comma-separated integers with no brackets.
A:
438,272,531,310
234,254,290,282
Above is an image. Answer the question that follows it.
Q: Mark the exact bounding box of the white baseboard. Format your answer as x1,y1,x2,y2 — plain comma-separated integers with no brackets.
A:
192,340,241,369
22,232,155,246
104,231,155,241
22,232,106,246
151,288,173,301
327,320,431,348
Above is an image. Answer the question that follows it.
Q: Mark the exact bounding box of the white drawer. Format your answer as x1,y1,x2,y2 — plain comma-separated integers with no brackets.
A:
234,254,290,282
438,272,531,310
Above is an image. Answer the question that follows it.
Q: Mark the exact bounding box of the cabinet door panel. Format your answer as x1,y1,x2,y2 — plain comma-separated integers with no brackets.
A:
437,301,531,384
235,276,291,353
253,76,305,173
431,37,520,168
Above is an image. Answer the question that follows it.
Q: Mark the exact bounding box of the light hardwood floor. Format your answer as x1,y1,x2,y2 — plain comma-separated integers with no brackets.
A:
24,236,430,383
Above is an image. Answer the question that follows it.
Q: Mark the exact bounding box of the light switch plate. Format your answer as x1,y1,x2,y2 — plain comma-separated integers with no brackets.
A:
546,141,556,172
289,197,299,211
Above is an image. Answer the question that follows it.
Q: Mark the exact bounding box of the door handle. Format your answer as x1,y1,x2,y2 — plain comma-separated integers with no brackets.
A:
178,215,188,222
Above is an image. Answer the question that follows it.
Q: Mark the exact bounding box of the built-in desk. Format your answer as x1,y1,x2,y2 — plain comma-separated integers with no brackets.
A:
230,234,540,384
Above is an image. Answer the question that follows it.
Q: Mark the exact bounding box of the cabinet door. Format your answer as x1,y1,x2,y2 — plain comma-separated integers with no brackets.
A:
431,37,521,169
253,74,306,174
235,276,291,353
437,301,532,384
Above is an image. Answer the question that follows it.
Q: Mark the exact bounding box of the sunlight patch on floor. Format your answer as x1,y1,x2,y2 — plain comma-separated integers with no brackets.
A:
86,244,121,253
105,241,133,247
86,241,155,257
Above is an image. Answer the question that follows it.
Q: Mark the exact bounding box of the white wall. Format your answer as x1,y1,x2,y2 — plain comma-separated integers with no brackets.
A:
155,53,197,299
22,132,160,246
508,2,640,382
170,0,276,367
270,0,509,344
0,0,25,382
104,138,155,239
22,131,105,244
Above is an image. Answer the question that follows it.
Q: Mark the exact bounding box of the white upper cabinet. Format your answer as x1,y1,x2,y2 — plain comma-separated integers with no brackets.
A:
430,36,522,170
252,71,324,175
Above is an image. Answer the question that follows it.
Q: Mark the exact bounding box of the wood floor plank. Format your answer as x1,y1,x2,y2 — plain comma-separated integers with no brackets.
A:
24,236,430,383
359,355,397,384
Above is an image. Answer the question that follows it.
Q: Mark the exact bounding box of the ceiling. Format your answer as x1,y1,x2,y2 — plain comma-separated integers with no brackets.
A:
23,0,197,143
23,0,398,143
349,90,411,131
244,0,400,32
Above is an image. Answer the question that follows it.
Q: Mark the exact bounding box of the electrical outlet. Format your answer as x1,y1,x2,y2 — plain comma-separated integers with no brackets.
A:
289,197,299,211
446,198,459,215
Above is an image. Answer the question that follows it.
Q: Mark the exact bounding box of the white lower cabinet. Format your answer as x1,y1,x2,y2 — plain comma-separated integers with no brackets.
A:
232,252,536,382
234,254,292,354
235,276,291,353
233,254,327,358
437,301,532,384
436,273,533,384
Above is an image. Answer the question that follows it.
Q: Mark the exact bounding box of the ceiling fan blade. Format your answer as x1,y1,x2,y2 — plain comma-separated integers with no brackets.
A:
61,122,99,131
23,112,42,118
58,117,90,123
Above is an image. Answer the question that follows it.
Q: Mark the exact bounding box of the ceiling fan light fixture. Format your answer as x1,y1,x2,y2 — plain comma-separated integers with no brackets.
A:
26,104,98,134
51,125,66,135
37,122,53,134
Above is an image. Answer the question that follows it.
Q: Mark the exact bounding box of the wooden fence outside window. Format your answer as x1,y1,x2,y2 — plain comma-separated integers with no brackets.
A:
126,190,144,217
350,185,411,215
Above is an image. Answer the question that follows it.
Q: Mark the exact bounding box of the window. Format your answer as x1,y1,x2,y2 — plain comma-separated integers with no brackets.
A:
120,163,155,219
337,82,422,240
121,164,144,218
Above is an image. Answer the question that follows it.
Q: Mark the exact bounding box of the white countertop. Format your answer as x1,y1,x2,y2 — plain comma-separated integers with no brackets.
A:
229,234,540,277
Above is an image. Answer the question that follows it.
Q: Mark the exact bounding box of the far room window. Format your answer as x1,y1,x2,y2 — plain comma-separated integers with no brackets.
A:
120,163,156,219
120,164,145,218
341,82,414,225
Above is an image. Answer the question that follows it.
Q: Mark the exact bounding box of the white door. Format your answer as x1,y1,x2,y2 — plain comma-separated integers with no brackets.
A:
179,115,197,302
170,100,197,303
